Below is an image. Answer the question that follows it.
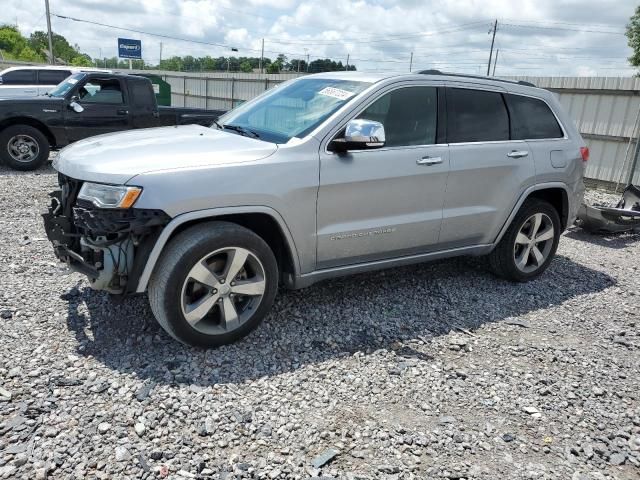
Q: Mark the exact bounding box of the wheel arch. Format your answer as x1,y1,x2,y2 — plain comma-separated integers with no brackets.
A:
494,183,570,246
136,206,300,293
0,117,56,146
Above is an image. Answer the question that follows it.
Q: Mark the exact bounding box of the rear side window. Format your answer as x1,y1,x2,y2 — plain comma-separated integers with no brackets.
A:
357,86,438,147
130,80,156,107
505,94,564,139
38,70,71,85
446,88,509,143
1,69,37,85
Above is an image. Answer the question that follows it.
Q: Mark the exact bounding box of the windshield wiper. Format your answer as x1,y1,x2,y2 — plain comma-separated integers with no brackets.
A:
212,119,223,130
223,124,260,139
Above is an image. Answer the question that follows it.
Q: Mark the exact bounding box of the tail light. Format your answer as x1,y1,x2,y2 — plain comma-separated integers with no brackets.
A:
580,146,589,163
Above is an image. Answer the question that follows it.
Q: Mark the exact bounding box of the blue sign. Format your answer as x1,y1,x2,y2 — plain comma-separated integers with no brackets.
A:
118,38,142,59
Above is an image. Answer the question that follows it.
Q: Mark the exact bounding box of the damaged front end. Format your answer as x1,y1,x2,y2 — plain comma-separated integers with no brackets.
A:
42,174,170,294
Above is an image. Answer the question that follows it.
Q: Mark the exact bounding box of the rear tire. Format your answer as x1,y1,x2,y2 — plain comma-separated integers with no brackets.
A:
148,221,278,347
0,125,50,171
488,199,561,282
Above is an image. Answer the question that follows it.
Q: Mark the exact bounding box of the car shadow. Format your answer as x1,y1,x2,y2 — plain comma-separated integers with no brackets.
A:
564,226,640,249
63,255,614,387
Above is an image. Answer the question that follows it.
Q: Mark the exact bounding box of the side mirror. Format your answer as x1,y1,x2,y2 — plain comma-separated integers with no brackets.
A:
69,97,84,113
329,119,386,152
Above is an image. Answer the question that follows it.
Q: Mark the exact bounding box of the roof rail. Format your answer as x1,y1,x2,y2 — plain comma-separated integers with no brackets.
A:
417,69,536,88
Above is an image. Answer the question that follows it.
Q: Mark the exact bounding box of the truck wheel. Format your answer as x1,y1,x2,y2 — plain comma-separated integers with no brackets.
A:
487,199,561,282
0,125,50,171
148,221,278,347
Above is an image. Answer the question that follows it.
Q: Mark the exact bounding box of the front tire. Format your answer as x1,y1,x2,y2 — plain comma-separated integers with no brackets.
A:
148,222,278,347
0,125,50,171
488,199,561,282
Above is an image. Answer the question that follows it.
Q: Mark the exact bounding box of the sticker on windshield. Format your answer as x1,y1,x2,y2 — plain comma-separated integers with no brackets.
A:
67,78,78,84
318,87,354,100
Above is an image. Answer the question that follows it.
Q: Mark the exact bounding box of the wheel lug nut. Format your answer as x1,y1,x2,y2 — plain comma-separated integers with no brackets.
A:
230,282,235,286
220,279,225,284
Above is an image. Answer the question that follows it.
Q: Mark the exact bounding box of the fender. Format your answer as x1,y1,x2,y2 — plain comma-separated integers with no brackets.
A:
493,181,571,246
135,205,301,293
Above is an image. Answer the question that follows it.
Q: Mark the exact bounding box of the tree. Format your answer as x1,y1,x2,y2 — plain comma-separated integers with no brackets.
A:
627,6,640,67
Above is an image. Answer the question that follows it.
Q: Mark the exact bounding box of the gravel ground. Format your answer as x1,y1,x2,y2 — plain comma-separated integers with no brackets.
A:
0,163,639,480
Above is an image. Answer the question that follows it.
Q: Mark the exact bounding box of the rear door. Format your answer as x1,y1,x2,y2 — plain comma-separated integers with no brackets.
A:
0,69,38,97
503,92,568,183
316,83,449,268
65,77,131,141
439,86,536,248
37,69,71,95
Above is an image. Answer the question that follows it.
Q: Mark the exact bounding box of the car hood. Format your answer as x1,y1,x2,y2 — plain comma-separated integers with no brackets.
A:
0,96,64,106
53,124,278,184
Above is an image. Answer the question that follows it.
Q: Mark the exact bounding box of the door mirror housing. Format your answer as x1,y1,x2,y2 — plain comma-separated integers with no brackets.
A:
69,97,84,113
329,119,386,152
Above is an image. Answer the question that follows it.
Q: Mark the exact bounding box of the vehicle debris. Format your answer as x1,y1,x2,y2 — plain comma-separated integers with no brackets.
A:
576,184,640,233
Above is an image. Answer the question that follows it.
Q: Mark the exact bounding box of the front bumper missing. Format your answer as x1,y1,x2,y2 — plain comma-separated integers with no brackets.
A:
42,178,170,294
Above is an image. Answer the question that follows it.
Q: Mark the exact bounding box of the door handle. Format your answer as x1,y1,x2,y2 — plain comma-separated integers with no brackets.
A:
507,150,529,158
117,109,129,115
417,156,443,166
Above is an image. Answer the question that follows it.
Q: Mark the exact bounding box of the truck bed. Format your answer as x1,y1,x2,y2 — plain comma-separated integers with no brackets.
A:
157,106,226,128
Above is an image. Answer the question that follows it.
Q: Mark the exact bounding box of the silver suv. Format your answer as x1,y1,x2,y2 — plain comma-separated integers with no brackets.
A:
43,71,587,347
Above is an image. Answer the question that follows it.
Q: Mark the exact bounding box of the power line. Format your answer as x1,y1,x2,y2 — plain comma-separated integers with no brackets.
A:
501,23,625,36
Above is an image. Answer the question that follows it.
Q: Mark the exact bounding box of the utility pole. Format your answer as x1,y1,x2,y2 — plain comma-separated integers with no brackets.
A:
492,49,499,76
159,41,163,67
305,48,310,72
44,0,55,64
259,38,264,74
409,52,413,72
346,54,350,70
487,19,497,76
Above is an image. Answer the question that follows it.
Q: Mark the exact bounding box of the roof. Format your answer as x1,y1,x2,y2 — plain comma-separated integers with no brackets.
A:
303,70,541,92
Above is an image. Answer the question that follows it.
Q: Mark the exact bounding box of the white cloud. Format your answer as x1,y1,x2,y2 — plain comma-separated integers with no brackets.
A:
3,0,637,76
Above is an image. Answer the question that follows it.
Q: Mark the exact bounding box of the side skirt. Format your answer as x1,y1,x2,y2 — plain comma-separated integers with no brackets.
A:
285,244,493,290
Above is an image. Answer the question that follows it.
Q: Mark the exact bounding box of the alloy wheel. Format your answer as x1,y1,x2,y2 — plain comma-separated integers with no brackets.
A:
513,212,555,274
180,247,266,335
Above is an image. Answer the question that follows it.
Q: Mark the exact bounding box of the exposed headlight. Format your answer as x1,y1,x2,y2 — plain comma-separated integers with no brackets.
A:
78,183,142,209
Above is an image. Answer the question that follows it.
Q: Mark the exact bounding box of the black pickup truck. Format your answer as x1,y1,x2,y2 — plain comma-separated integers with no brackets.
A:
0,72,225,170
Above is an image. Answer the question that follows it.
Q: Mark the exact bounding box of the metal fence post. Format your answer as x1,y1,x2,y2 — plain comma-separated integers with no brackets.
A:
183,76,186,107
205,77,209,110
628,137,640,186
230,77,235,110
265,77,269,92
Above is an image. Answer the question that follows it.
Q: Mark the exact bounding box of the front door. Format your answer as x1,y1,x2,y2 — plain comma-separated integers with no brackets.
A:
316,85,449,269
65,77,131,142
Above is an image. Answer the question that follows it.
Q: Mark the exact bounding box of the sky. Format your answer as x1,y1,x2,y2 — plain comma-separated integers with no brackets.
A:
2,0,638,76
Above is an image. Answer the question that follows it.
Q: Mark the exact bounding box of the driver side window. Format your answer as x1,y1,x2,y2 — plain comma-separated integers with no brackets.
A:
357,86,437,148
78,79,124,104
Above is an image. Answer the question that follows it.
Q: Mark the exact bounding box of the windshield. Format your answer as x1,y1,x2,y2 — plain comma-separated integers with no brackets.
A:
48,73,85,97
217,78,371,143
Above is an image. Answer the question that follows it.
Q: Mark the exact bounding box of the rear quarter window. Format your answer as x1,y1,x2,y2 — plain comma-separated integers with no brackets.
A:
446,88,509,143
130,80,156,107
505,94,564,140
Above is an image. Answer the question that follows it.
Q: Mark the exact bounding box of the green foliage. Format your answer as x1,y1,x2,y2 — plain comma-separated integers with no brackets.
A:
627,6,640,67
0,23,358,74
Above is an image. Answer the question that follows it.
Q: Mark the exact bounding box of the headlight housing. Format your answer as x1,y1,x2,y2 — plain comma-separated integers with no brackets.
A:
77,183,142,209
